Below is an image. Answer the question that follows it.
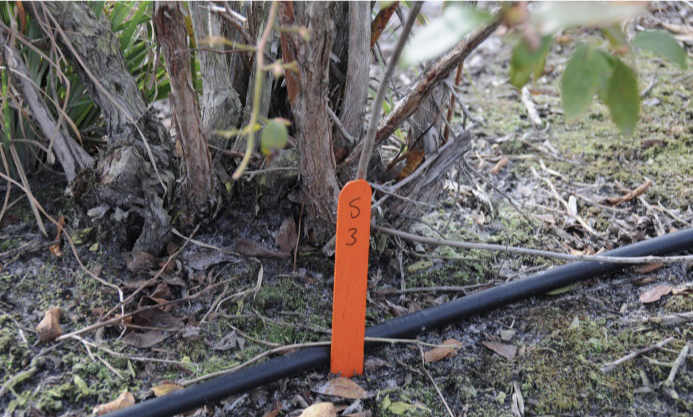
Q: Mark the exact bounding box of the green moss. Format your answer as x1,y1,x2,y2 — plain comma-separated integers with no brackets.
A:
664,293,693,314
519,317,647,414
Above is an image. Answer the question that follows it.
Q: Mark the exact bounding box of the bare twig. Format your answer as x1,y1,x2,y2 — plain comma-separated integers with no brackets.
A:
103,225,200,319
601,337,674,372
327,106,355,145
372,16,501,146
378,283,493,296
521,86,542,128
357,2,422,180
375,223,693,264
56,278,237,341
181,341,332,386
664,342,690,387
418,344,455,417
232,1,278,179
293,202,304,273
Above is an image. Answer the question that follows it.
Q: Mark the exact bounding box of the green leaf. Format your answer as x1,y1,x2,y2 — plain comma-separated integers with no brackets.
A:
73,375,90,396
402,5,490,66
533,2,646,35
561,45,613,122
388,402,416,415
509,36,553,89
547,283,581,295
631,31,688,69
260,119,289,156
119,1,150,51
604,58,640,135
602,25,628,50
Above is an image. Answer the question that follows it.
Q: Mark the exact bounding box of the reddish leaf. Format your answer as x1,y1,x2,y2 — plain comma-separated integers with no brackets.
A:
36,306,62,343
150,381,183,397
313,378,368,399
605,180,653,206
235,238,291,259
299,402,336,417
424,339,462,363
639,285,673,303
49,215,65,257
482,341,517,361
491,156,509,175
371,2,399,48
93,391,135,415
262,407,281,417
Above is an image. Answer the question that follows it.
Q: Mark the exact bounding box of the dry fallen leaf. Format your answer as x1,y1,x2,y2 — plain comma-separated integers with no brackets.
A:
672,286,692,295
491,156,509,175
482,341,517,361
235,238,291,259
275,217,298,253
606,179,653,206
633,262,665,274
640,285,673,304
424,339,462,363
313,378,368,399
93,391,135,415
49,215,65,257
36,306,62,343
131,308,183,329
396,149,425,181
150,381,183,397
124,251,160,273
299,402,336,417
262,407,282,417
122,331,169,348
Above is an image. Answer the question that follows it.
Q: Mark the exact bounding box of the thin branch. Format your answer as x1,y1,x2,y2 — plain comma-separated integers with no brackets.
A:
664,342,690,387
601,337,674,372
232,1,278,179
373,16,501,146
357,2,422,180
326,106,356,144
56,278,237,341
418,345,455,417
374,223,693,264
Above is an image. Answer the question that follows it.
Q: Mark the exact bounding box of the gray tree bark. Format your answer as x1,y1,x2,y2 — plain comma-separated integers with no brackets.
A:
28,1,175,254
332,2,370,163
154,2,217,222
189,2,243,139
281,2,340,242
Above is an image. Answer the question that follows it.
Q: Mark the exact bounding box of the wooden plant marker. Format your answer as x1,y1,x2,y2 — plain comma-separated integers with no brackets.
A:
331,179,372,377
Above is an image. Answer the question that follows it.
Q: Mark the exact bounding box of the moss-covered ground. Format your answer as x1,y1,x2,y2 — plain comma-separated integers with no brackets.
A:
1,5,691,417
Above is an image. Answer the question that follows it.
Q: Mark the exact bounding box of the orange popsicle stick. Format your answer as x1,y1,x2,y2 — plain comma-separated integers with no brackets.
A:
331,179,372,377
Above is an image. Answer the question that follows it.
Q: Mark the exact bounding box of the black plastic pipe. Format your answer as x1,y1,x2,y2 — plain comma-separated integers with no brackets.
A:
107,227,693,417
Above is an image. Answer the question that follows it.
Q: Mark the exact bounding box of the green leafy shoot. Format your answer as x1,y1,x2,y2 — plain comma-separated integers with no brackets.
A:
533,2,646,35
631,31,688,69
260,118,289,157
561,45,612,123
604,58,640,136
509,35,553,89
401,5,490,66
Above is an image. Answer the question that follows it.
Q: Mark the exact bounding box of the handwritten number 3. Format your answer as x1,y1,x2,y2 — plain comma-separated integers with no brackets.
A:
346,228,357,246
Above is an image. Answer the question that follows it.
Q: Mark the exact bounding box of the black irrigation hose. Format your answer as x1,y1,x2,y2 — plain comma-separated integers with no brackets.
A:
107,227,693,417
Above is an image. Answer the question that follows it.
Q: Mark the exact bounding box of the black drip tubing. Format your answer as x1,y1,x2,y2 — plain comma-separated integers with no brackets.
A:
106,227,693,417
